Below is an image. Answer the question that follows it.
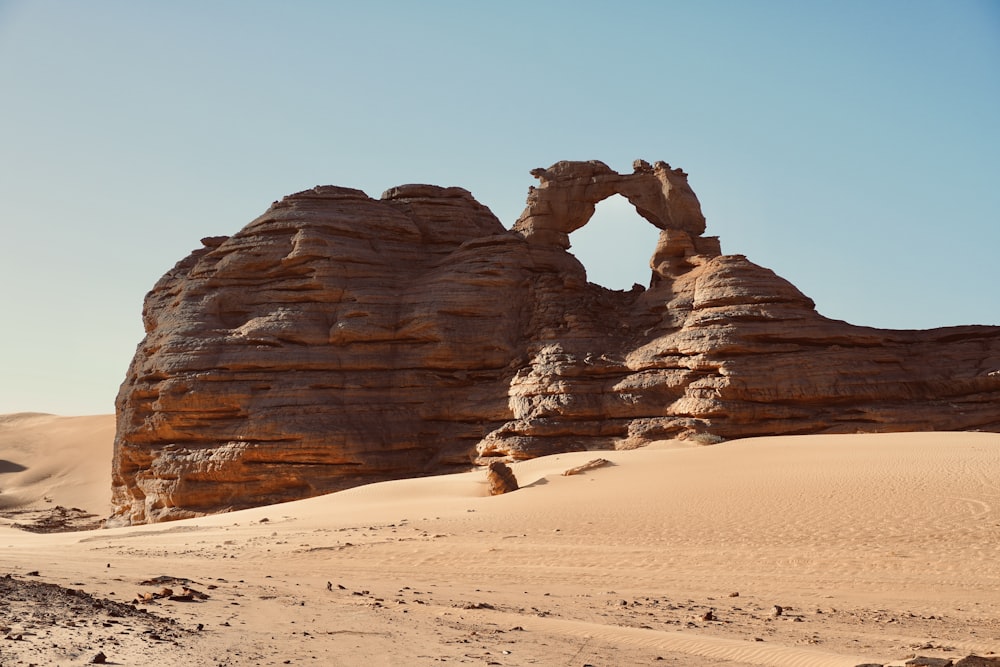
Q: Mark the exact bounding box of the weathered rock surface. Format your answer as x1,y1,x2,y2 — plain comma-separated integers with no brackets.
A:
111,159,1000,524
954,656,1000,667
906,658,956,667
486,461,518,496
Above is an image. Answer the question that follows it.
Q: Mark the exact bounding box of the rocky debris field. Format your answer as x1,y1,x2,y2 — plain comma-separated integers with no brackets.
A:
4,506,103,533
0,572,194,666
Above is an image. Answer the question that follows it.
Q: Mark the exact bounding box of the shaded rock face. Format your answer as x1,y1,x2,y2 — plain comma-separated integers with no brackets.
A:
111,159,1000,524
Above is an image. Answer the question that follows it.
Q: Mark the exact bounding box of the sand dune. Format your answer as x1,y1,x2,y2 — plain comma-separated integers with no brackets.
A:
1,415,997,665
0,413,113,529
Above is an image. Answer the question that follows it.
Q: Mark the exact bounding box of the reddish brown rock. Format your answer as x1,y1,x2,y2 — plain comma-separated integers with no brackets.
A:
906,658,953,667
954,656,1000,667
562,458,612,476
110,160,1000,524
486,461,518,496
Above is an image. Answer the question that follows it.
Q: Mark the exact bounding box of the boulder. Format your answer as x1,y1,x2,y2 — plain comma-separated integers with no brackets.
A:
486,461,519,496
954,657,1000,667
906,658,953,667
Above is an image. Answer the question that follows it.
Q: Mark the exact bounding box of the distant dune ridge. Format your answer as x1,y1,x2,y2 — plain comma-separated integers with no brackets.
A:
109,160,1000,524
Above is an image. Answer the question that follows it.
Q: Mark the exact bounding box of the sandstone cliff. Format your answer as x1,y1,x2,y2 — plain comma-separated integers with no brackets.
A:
111,160,1000,524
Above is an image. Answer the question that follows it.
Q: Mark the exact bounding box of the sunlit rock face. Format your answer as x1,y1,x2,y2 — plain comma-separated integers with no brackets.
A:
111,160,1000,524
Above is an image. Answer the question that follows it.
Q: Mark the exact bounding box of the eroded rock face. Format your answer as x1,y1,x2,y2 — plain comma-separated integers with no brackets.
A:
111,160,1000,524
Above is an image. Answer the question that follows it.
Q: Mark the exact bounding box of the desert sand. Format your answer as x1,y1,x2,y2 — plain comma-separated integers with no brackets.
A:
1,414,997,666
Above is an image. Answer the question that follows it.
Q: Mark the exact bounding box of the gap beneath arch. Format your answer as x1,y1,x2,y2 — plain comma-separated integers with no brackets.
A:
567,194,661,290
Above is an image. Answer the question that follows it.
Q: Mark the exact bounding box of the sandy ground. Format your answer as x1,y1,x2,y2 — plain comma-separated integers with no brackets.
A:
1,413,998,666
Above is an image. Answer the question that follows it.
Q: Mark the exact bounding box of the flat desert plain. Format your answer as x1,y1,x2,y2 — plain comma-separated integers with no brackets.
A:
1,413,998,666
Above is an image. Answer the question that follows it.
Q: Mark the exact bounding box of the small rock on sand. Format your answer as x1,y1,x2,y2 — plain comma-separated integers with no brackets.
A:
906,658,954,667
562,458,612,476
487,461,518,495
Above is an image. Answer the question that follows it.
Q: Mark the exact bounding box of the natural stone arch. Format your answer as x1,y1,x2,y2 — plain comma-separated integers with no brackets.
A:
108,158,1000,525
511,159,707,248
512,159,722,285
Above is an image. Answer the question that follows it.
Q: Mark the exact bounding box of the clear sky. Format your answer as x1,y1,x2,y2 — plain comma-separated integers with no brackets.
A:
1,1,998,416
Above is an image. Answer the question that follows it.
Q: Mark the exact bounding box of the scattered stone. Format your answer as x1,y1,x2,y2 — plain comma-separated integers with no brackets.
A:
8,506,102,533
134,583,207,604
140,576,193,586
461,602,495,610
728,591,739,597
698,609,715,622
771,605,783,617
182,587,209,600
0,573,184,664
906,658,954,667
561,458,612,476
486,461,518,496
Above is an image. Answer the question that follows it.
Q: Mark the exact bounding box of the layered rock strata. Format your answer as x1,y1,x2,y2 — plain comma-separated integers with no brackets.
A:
111,160,1000,524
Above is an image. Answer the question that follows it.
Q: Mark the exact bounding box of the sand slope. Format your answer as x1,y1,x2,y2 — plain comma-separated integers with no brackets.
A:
0,413,113,528
1,415,998,665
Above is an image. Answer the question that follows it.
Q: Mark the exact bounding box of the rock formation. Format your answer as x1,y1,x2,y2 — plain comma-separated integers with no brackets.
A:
486,461,518,496
110,159,1000,524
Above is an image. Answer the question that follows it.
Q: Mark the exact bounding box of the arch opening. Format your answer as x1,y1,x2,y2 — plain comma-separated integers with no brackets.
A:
567,194,661,291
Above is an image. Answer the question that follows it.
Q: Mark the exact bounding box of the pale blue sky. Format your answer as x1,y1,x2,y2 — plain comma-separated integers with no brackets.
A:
1,1,998,416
